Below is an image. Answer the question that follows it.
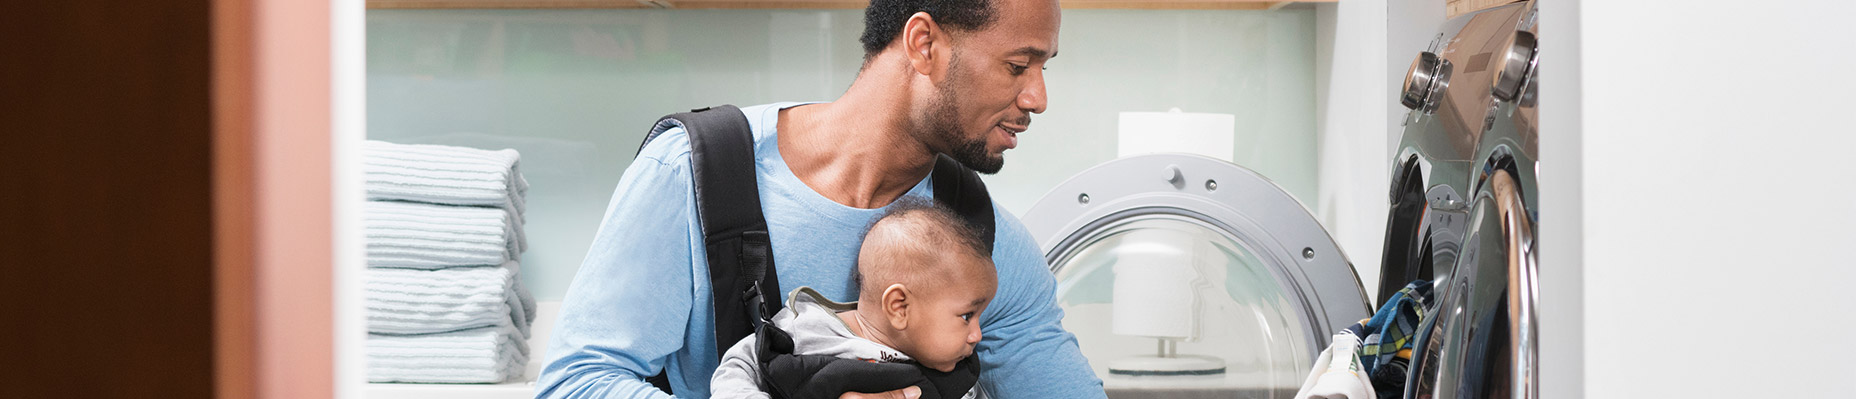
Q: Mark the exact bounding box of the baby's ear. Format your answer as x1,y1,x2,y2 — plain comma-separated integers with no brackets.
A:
881,283,911,330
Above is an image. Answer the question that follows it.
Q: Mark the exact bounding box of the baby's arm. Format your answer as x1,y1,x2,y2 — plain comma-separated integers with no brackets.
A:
711,334,772,399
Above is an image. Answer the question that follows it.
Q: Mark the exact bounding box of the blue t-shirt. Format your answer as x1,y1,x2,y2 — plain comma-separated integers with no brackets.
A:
535,103,1105,399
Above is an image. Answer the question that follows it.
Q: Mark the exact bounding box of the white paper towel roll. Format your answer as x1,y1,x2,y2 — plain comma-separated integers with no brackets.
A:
1118,108,1236,162
1111,228,1202,339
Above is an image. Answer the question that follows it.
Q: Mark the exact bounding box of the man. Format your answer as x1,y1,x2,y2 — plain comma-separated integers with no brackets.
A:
535,0,1104,397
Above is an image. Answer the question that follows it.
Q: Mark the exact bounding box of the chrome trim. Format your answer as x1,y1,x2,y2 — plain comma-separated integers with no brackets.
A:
1493,171,1538,399
1401,52,1450,111
1492,30,1538,102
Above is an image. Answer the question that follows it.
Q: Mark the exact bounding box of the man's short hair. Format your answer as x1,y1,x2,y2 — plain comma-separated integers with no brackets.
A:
855,197,994,299
859,0,999,61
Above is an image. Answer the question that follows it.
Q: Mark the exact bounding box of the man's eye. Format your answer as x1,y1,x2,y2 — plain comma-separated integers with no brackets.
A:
1008,64,1029,75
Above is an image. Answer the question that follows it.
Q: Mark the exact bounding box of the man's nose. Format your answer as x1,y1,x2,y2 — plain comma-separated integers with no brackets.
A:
1017,69,1047,115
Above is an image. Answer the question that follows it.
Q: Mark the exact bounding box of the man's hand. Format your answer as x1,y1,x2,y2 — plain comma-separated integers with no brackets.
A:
838,386,921,399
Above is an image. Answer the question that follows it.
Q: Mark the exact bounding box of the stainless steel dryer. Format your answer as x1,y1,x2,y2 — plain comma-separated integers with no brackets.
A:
1382,1,1540,398
1023,154,1371,398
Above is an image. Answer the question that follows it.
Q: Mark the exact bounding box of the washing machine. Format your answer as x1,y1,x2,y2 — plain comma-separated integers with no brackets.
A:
1022,154,1371,398
1018,3,1540,398
1381,1,1539,398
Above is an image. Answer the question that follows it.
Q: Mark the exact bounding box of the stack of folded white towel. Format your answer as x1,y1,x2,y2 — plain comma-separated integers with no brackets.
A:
364,140,535,384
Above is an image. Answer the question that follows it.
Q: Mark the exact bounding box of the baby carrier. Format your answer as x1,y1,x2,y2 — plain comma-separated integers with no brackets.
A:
637,105,993,398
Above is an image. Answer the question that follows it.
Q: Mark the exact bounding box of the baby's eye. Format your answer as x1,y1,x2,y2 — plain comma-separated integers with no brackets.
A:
960,312,975,322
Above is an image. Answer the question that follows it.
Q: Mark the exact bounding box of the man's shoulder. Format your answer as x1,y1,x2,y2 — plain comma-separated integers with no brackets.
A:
979,204,1063,321
988,203,1039,246
634,102,796,165
987,205,1053,275
634,120,694,168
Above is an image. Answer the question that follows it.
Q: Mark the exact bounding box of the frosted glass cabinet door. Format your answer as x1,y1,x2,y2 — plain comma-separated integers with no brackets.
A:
365,9,1318,302
1023,154,1369,399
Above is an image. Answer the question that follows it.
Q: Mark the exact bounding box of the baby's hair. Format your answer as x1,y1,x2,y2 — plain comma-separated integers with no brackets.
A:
854,197,994,301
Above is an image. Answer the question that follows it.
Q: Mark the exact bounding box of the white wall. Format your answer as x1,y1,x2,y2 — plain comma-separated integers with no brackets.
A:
1314,1,1389,304
1553,0,1856,397
1536,0,1582,398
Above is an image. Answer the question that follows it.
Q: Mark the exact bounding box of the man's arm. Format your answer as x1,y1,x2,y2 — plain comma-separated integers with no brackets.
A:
973,209,1106,399
534,136,698,399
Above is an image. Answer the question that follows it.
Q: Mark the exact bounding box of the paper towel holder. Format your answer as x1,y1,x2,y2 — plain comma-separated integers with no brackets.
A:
1104,228,1228,376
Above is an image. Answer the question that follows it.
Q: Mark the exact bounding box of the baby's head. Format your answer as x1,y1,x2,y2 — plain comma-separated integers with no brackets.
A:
853,198,997,372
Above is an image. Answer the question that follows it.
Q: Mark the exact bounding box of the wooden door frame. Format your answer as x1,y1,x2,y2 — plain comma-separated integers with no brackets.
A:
213,0,362,397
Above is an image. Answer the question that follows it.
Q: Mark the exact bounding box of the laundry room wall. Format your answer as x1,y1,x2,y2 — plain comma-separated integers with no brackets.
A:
1313,1,1391,304
365,8,1322,301
1546,1,1856,397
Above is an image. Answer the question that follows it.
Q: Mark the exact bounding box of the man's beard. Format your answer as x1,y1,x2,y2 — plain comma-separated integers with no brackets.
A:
919,55,1005,175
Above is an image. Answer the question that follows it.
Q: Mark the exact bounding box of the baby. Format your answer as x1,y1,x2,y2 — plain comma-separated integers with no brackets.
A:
711,198,997,399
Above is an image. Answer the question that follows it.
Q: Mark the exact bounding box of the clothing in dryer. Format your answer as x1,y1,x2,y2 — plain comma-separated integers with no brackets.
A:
1355,280,1434,398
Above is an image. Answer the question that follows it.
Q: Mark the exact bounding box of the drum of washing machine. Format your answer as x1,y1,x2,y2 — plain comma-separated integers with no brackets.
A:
1022,153,1371,399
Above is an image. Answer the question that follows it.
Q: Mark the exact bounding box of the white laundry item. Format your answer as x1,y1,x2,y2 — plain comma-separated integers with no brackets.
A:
1293,333,1376,399
365,262,535,338
363,140,528,223
366,325,529,384
365,200,524,268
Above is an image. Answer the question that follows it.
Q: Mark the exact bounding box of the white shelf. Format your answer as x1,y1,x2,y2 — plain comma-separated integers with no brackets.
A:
367,380,539,399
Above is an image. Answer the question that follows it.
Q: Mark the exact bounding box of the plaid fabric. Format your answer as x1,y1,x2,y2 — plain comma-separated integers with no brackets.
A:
1355,280,1433,376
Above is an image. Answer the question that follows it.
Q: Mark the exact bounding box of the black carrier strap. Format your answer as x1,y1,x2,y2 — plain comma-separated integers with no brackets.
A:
930,154,996,253
678,107,785,348
634,105,998,395
637,105,784,394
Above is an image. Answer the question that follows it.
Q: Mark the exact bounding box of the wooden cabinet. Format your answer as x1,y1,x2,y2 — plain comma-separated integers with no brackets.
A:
367,0,1335,10
1447,0,1520,18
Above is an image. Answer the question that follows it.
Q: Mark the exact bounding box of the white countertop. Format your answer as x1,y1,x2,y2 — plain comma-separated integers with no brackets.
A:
367,380,539,399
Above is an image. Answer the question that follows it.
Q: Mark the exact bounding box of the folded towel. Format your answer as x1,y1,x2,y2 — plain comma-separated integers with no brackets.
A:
366,200,525,269
364,140,528,222
367,325,528,384
366,262,536,338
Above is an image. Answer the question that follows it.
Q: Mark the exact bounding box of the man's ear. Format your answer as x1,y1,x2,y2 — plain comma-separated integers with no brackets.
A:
881,283,911,330
901,11,941,77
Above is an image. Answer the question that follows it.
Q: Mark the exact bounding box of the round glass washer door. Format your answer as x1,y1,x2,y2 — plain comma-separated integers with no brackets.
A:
1022,154,1370,398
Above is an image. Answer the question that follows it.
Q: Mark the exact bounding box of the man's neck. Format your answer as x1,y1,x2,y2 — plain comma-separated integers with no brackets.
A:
776,66,937,209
